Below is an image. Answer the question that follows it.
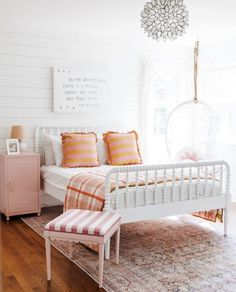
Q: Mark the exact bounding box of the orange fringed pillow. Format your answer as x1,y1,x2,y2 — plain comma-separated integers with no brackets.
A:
61,132,99,168
103,131,142,166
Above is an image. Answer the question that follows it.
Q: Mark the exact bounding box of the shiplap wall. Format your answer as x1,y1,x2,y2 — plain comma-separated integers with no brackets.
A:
0,26,144,152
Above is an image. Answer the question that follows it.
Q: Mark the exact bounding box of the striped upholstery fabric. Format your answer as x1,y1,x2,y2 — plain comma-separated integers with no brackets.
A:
103,131,142,165
45,209,121,236
61,132,99,167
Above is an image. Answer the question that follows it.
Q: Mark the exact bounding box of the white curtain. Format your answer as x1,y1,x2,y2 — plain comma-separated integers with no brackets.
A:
139,60,154,163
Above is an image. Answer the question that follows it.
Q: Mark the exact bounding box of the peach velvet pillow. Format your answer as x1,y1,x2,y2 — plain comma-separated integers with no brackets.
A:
61,132,99,167
103,131,142,165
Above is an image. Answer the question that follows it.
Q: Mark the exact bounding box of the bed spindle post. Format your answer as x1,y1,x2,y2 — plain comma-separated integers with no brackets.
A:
211,165,216,197
223,162,230,236
196,165,200,198
188,166,192,200
204,166,208,197
104,172,112,212
115,172,119,209
162,168,167,203
135,170,139,207
219,164,223,195
153,168,158,204
125,170,130,208
144,169,149,205
180,165,184,201
171,167,176,202
35,127,40,153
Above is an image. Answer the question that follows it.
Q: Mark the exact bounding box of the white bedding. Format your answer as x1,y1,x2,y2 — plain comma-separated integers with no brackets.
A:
41,165,221,208
41,164,113,192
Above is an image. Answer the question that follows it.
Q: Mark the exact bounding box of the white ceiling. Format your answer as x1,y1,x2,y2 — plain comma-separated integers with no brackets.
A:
1,0,236,45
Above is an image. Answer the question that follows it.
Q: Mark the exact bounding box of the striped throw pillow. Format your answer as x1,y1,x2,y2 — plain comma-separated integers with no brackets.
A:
103,131,142,165
61,132,99,167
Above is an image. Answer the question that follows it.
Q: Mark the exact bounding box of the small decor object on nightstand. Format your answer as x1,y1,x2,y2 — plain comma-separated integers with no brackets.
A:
10,125,27,152
6,139,20,155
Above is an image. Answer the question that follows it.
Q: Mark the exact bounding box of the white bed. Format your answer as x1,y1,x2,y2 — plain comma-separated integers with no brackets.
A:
36,126,230,235
41,164,222,210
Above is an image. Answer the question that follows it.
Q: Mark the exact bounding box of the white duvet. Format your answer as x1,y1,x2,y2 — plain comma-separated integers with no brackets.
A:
41,164,221,209
41,164,114,191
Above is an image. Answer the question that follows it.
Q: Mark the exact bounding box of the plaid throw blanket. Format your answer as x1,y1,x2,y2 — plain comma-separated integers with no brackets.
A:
192,209,223,222
64,171,223,223
64,171,151,212
64,172,108,212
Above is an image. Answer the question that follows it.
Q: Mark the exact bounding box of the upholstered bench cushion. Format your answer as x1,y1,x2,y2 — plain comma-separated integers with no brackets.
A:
45,209,121,236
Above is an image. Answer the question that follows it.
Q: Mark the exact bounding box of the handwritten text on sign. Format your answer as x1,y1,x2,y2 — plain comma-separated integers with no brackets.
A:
53,68,110,113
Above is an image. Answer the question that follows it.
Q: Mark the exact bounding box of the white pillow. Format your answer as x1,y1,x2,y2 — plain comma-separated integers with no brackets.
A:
175,147,203,162
45,133,107,166
97,138,107,165
50,135,63,167
44,135,56,165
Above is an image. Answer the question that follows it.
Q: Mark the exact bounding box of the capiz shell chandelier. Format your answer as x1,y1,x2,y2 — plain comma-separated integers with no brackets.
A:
141,0,189,41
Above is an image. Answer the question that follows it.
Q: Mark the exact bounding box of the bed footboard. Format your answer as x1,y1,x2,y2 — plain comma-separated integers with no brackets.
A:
103,161,230,225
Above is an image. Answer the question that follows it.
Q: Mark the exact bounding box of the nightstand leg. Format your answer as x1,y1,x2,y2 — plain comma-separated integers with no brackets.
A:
6,216,10,221
37,212,41,217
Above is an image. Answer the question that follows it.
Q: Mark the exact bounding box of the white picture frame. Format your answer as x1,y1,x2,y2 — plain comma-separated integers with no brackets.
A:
6,139,20,155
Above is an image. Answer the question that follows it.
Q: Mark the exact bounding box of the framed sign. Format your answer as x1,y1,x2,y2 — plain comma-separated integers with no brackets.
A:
53,67,110,113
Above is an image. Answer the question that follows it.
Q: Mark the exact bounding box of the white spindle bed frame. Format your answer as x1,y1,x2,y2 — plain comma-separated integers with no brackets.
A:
35,126,230,238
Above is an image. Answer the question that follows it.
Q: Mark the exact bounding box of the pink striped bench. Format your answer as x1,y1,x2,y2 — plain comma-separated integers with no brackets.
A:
44,209,121,288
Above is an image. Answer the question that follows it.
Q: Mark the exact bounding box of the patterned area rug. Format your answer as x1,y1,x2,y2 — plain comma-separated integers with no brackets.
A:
21,207,236,292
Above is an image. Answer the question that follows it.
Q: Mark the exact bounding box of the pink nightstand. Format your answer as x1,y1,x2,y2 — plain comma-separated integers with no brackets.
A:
0,152,41,221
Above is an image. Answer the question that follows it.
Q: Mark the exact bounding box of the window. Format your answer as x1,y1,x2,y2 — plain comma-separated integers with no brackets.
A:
145,59,236,164
148,66,186,162
207,66,236,144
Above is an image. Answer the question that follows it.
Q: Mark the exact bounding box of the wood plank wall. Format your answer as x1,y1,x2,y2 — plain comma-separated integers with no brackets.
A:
0,26,143,152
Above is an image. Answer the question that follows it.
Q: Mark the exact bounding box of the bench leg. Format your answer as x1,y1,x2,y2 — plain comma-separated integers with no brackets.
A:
68,241,73,258
105,239,110,260
45,237,51,281
99,243,104,288
115,226,120,264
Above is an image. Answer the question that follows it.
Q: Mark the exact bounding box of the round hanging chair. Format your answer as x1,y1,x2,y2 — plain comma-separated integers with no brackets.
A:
166,99,216,161
165,42,216,161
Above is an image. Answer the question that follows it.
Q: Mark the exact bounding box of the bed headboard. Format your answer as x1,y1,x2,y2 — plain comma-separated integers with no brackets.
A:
35,124,125,165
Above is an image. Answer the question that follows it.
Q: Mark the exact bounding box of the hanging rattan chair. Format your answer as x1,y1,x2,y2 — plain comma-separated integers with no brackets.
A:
165,42,216,161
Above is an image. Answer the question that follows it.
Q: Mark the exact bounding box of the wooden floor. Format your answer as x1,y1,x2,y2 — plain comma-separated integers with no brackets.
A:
1,204,236,292
0,215,103,292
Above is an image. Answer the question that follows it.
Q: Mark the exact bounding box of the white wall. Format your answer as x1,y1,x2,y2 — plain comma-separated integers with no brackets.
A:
0,25,145,152
0,24,190,153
